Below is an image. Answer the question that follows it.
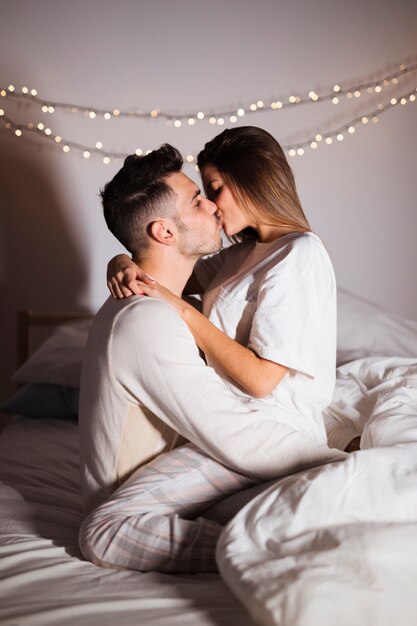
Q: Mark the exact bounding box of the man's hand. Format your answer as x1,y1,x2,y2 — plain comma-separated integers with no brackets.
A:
107,254,155,299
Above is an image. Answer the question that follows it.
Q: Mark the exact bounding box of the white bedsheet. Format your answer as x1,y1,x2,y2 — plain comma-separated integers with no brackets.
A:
217,356,417,626
0,419,254,626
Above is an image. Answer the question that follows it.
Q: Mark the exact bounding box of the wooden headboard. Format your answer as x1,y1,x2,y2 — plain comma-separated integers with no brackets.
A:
17,310,94,367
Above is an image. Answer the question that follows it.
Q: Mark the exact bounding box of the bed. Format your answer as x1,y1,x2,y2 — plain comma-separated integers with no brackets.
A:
1,291,417,626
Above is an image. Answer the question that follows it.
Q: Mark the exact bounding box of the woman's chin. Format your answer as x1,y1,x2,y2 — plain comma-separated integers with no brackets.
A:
223,224,235,237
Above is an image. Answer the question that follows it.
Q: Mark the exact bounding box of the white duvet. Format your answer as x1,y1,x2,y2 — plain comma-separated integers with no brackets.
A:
217,356,417,626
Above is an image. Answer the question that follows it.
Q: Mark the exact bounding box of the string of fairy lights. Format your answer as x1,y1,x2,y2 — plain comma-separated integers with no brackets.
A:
0,60,416,165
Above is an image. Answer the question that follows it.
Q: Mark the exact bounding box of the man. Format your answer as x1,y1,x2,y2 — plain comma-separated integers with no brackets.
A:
78,145,344,573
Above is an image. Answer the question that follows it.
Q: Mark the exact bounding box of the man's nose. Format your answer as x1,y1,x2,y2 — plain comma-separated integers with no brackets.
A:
203,198,217,214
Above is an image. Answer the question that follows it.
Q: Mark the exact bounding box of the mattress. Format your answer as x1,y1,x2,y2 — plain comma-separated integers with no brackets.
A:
0,418,255,626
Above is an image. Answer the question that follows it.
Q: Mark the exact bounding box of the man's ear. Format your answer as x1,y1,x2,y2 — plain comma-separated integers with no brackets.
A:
148,220,176,245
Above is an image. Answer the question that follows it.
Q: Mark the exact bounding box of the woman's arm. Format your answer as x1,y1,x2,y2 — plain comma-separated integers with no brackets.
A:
138,281,288,398
107,254,146,298
107,254,204,297
183,305,288,397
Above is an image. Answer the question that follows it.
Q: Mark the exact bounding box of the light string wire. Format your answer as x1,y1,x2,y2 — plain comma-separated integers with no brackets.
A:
1,87,415,163
1,62,416,126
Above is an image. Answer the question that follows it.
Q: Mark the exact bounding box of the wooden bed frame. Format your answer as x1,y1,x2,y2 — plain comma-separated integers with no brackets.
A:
17,309,94,367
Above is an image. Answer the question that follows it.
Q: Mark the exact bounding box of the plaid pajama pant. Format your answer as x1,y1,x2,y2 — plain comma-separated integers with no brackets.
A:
79,442,259,573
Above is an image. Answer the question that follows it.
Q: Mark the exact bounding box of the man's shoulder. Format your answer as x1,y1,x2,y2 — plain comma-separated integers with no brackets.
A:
88,296,182,345
115,295,180,324
94,295,177,329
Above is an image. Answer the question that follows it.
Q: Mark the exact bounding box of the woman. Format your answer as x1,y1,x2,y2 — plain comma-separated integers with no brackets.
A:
108,126,336,445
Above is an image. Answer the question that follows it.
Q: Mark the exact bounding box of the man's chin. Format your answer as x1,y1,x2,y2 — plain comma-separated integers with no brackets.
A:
200,238,223,257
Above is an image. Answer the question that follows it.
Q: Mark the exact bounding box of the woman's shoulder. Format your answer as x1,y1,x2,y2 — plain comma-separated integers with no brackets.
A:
261,231,334,278
287,231,330,260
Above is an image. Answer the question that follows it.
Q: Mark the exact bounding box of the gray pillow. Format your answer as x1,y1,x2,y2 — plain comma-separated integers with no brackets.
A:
1,384,79,420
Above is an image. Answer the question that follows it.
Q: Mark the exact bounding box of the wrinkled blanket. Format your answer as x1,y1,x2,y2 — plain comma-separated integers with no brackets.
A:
217,357,417,626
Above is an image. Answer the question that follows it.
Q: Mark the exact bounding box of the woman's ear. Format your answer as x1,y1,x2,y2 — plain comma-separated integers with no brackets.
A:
148,220,176,245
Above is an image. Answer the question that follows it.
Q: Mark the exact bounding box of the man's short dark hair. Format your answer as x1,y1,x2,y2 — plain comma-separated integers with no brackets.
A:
101,144,183,255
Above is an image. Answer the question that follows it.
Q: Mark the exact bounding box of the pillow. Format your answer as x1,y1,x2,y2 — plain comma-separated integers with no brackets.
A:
0,383,79,420
12,319,92,388
337,288,417,365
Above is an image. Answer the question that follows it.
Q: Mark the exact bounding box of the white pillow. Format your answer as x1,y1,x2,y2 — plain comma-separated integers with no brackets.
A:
12,320,92,388
337,288,417,365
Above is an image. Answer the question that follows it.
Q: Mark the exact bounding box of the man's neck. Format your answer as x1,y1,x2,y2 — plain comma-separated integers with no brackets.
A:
133,249,195,296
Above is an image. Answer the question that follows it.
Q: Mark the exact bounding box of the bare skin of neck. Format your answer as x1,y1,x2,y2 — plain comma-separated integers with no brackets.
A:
133,247,195,297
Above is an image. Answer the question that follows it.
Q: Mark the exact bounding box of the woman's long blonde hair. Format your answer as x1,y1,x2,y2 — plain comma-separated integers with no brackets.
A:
197,126,311,238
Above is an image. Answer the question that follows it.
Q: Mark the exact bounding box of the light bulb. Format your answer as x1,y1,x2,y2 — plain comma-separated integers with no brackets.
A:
103,157,110,164
83,151,90,159
186,155,194,163
96,141,103,149
288,149,296,157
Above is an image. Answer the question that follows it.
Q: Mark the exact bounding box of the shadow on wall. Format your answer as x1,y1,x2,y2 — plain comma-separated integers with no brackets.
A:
0,138,89,402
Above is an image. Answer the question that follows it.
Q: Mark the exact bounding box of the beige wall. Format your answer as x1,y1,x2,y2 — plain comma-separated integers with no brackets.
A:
1,0,416,400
